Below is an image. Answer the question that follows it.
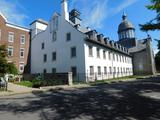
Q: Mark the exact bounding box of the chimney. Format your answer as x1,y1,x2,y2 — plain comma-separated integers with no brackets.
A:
69,9,81,25
61,0,69,21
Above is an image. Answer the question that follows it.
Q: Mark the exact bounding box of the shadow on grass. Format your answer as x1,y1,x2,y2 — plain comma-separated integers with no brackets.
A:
0,76,160,120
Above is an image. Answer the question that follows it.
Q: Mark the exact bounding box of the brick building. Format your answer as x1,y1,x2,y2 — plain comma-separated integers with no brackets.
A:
0,13,30,73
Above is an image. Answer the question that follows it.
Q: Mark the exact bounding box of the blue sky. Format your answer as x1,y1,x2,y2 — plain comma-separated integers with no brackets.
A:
0,0,159,53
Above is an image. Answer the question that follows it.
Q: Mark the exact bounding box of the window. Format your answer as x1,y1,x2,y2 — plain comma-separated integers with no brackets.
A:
42,43,45,49
8,46,13,57
71,66,77,77
20,35,25,44
66,32,71,41
90,66,94,75
19,62,24,73
97,48,100,58
114,67,116,74
44,54,47,62
20,48,24,58
122,56,124,63
113,53,115,61
52,16,58,32
8,32,14,42
108,52,111,60
103,50,106,59
104,67,107,75
97,66,101,75
71,47,76,58
52,32,57,41
52,68,56,73
43,69,47,74
89,46,93,56
109,67,112,74
126,68,128,73
117,54,119,61
117,67,119,74
52,52,56,61
121,68,123,74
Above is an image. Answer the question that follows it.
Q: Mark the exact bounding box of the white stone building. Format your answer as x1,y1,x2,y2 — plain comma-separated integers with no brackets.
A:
31,0,133,81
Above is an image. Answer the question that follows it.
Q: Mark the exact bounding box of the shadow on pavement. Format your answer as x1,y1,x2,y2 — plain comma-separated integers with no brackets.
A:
0,76,160,120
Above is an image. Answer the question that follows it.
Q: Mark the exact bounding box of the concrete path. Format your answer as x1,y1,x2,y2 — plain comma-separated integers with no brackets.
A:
0,83,39,96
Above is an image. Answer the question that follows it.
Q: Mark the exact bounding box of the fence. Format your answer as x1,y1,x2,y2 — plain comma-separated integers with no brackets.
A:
73,71,133,82
23,72,73,86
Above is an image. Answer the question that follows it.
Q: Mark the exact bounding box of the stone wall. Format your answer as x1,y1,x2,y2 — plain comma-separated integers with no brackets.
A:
131,40,155,75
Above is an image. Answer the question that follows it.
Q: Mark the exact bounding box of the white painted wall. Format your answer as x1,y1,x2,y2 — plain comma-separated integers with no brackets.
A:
31,22,47,38
31,13,86,76
31,0,133,81
84,42,133,81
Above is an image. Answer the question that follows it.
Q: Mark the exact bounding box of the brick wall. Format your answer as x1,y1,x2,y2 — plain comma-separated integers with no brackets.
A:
0,14,30,73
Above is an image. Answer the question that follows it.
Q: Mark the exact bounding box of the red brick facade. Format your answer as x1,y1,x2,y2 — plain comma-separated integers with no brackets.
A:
0,14,30,73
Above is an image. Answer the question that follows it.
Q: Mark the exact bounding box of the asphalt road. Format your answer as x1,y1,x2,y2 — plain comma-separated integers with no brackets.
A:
0,76,160,120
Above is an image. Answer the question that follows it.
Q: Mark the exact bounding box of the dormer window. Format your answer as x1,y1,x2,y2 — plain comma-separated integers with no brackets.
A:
50,16,58,33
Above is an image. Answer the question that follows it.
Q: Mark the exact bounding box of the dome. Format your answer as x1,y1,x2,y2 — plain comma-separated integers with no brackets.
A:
118,13,135,33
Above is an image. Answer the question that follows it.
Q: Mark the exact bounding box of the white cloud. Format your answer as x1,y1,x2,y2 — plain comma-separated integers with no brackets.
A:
113,0,139,14
0,0,28,25
154,49,159,55
70,0,139,29
83,0,108,29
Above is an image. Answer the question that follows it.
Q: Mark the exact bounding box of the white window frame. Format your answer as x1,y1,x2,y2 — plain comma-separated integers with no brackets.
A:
90,66,94,75
19,62,24,73
103,50,106,59
89,46,93,57
104,67,107,75
97,48,100,58
97,66,101,75
8,46,13,57
20,35,25,44
20,48,25,58
8,32,14,42
52,32,57,41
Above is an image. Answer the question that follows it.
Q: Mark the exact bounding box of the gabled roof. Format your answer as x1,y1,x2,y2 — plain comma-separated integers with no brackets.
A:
0,12,29,32
0,12,7,22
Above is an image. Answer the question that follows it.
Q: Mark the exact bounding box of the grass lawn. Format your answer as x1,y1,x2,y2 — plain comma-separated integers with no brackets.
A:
16,81,33,87
74,75,152,86
89,75,153,85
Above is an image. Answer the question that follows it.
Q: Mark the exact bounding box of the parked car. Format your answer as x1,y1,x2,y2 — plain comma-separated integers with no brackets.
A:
0,77,6,87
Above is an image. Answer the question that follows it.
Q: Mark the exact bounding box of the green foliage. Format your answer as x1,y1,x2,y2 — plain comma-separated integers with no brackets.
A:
17,81,33,87
158,40,160,49
7,63,18,75
140,0,160,31
155,51,160,71
0,45,18,76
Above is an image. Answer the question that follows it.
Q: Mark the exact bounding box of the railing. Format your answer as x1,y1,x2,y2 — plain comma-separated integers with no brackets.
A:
73,71,133,82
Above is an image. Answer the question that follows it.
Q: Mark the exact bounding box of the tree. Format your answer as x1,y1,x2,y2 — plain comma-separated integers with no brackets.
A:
0,45,18,77
155,40,160,71
140,0,160,31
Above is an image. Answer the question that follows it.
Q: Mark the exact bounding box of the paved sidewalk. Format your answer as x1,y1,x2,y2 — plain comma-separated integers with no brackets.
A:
0,83,40,96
